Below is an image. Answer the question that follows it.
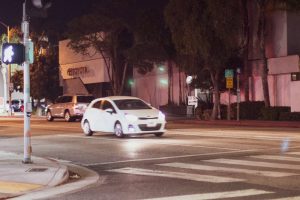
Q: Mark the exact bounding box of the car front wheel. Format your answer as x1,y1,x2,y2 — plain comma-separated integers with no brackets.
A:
64,111,72,122
46,111,54,121
83,120,93,136
114,122,124,138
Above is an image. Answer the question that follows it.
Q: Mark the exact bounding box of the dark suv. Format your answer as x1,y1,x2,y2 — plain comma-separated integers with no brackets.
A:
46,94,94,122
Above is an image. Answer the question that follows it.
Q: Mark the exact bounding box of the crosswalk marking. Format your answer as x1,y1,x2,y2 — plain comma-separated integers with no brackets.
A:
271,197,300,200
251,155,300,162
287,152,300,156
207,158,300,170
141,189,273,200
108,167,244,183
158,162,296,177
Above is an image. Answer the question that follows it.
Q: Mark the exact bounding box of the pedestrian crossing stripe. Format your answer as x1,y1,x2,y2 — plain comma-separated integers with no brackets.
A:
141,189,273,200
271,197,300,200
250,155,300,162
108,167,244,183
207,158,300,170
158,162,296,177
287,152,300,156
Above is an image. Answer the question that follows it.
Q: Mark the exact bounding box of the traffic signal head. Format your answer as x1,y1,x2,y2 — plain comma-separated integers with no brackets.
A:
1,43,25,65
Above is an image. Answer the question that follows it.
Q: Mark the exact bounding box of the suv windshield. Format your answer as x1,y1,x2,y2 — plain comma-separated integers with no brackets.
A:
113,99,151,110
77,96,94,103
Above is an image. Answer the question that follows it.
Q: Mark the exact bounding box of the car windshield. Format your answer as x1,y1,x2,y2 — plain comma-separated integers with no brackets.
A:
113,99,151,110
77,96,94,103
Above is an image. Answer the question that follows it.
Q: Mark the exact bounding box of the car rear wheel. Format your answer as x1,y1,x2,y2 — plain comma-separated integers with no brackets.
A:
154,132,164,137
114,122,124,138
46,111,54,121
83,120,93,136
64,111,72,122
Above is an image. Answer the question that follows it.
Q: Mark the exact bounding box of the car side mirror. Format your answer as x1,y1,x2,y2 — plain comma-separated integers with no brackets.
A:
105,108,113,114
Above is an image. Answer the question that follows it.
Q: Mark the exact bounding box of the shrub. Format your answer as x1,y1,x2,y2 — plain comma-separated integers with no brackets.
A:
279,112,300,121
222,101,265,120
261,106,291,120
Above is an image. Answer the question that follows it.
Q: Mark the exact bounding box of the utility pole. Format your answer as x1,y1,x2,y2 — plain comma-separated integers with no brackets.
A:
22,1,32,164
237,68,241,121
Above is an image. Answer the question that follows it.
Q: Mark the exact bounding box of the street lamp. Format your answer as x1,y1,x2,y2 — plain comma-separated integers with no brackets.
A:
0,20,11,115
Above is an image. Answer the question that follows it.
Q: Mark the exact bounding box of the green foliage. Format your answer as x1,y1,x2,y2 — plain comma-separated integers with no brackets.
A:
261,106,291,120
279,112,300,121
67,0,172,95
221,101,265,119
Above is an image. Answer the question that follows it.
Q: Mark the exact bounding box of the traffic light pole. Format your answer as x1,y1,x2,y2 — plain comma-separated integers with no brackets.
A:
22,1,32,164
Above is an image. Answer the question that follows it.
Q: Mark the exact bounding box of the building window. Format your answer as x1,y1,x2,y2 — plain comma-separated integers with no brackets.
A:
291,72,300,81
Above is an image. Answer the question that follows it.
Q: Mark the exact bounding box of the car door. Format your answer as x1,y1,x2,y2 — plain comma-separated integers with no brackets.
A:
101,100,118,132
51,96,63,117
87,100,104,131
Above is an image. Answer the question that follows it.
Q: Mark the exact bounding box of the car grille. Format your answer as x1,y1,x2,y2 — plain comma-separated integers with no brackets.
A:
138,117,158,120
138,124,162,131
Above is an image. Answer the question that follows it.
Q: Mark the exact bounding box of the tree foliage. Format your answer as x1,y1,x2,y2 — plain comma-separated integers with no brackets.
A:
67,0,171,95
165,0,243,119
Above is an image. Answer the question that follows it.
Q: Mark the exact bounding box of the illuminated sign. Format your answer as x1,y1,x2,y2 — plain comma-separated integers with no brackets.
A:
1,43,25,64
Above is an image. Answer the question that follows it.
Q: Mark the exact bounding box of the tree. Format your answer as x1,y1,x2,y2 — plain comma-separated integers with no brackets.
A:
67,0,171,96
165,0,243,119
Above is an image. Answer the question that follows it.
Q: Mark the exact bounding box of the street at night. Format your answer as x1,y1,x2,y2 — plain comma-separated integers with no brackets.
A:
1,118,300,199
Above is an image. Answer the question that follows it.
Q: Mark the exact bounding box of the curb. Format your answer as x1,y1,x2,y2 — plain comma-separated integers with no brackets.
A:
168,119,300,128
11,163,100,200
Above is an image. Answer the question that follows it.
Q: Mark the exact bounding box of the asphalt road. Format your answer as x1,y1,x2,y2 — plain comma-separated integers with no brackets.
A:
1,119,300,200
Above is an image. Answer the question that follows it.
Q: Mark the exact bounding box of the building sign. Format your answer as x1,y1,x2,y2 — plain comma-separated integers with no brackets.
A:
67,66,89,77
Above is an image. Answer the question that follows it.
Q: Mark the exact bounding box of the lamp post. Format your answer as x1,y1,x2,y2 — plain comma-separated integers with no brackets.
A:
0,21,11,115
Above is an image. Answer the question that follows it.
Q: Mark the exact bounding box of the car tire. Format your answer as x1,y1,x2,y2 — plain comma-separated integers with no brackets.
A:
114,122,124,138
83,120,93,136
154,132,164,137
46,111,54,121
64,111,72,122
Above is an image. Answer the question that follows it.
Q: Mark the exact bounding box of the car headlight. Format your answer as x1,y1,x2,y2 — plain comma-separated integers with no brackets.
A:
159,111,165,120
125,113,138,122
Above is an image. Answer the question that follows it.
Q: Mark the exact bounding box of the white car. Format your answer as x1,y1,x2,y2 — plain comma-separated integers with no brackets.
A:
81,96,166,137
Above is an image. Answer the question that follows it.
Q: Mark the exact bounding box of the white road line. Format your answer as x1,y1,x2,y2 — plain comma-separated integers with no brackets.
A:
208,159,300,170
158,162,296,177
108,167,244,183
271,197,300,200
141,189,273,200
250,155,300,162
287,152,300,156
57,135,240,150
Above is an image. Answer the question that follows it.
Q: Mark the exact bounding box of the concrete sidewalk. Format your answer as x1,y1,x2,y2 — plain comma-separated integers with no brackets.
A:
0,151,68,199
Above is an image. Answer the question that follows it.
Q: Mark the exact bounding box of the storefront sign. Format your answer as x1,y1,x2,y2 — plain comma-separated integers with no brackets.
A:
67,66,88,77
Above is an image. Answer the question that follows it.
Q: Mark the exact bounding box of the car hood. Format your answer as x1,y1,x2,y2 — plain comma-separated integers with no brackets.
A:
120,109,160,118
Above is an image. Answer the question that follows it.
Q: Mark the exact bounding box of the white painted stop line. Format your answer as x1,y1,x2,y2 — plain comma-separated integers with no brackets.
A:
141,189,273,200
108,167,243,183
208,158,300,170
158,162,296,177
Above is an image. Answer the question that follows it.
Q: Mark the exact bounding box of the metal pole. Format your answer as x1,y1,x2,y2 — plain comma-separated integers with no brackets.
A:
7,26,12,116
227,88,231,120
237,68,240,121
22,1,32,164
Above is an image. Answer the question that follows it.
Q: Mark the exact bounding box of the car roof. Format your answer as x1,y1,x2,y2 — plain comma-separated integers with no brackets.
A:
98,96,140,101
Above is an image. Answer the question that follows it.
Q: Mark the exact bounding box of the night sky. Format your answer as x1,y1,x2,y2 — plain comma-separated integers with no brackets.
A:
0,0,96,35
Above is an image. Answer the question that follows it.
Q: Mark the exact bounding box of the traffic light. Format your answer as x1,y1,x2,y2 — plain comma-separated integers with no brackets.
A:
1,43,25,65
